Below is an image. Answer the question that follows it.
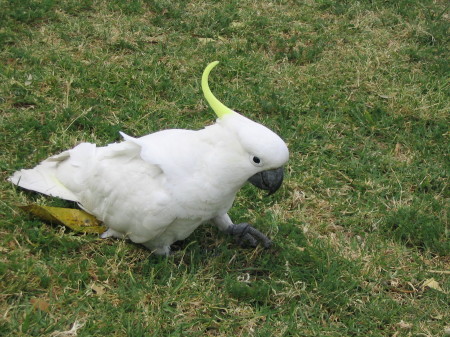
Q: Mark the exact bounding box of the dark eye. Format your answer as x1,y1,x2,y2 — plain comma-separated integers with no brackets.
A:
252,156,261,164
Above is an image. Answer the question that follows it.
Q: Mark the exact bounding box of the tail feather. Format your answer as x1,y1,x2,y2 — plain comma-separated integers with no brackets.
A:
8,150,79,202
9,141,138,203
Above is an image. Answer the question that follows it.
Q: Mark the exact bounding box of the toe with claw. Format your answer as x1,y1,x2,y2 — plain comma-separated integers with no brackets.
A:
226,223,272,249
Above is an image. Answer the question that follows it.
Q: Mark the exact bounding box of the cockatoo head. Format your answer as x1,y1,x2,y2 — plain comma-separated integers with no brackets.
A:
202,61,289,195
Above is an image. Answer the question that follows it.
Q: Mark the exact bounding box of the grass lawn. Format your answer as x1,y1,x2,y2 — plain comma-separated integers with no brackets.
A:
1,0,449,336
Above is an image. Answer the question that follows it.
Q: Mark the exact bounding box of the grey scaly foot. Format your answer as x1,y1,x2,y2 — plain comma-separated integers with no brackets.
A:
226,223,272,248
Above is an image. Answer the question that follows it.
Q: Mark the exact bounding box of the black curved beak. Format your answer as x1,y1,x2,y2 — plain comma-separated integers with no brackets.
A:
247,167,284,195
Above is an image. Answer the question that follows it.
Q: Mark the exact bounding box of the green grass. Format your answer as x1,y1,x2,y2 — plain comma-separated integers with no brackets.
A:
1,0,449,336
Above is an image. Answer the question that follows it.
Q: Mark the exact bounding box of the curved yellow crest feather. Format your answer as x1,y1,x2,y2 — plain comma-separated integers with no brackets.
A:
201,61,235,119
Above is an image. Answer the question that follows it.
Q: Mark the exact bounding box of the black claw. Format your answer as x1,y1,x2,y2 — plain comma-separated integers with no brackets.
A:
227,223,272,249
238,232,257,247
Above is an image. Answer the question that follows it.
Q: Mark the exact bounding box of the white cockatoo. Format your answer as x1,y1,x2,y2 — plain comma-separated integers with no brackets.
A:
9,62,289,255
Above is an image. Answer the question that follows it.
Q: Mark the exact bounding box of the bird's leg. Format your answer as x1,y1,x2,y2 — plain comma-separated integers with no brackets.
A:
141,242,171,256
212,214,272,249
101,228,170,256
100,228,126,239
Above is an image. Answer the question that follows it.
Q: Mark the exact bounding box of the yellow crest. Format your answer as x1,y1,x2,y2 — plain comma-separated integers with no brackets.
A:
202,61,235,119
